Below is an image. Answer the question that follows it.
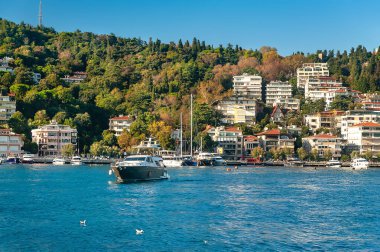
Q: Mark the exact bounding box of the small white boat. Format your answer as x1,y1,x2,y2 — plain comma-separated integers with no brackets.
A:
350,158,369,170
22,154,35,164
53,158,66,165
71,156,82,165
326,159,342,168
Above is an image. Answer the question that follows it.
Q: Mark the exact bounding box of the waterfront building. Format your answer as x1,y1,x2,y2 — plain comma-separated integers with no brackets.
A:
340,110,380,140
0,94,16,124
243,135,259,156
233,73,263,101
346,122,380,155
109,115,134,136
305,110,344,133
32,120,77,157
257,129,295,153
297,63,329,89
273,97,300,111
0,128,24,158
61,71,87,83
266,81,292,106
302,134,342,158
207,126,243,160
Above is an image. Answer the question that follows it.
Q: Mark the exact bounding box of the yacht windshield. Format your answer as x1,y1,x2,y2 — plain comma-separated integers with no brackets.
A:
125,157,146,161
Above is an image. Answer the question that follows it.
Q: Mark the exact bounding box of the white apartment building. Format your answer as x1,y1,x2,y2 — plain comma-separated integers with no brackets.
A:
215,96,260,124
0,129,24,158
109,115,134,136
233,73,263,100
340,110,380,140
297,63,329,89
273,97,300,110
0,94,16,124
207,126,243,160
266,81,292,106
359,93,380,111
305,110,344,132
347,122,380,155
305,76,343,96
302,134,342,158
32,120,77,157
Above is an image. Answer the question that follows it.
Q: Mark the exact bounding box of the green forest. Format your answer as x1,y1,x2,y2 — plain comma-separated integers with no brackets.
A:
1,18,380,156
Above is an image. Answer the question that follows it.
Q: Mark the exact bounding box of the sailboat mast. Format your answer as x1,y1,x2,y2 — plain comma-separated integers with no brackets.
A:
180,112,183,157
190,94,193,156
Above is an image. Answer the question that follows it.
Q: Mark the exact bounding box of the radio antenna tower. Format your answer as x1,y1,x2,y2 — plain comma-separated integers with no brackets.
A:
38,0,43,27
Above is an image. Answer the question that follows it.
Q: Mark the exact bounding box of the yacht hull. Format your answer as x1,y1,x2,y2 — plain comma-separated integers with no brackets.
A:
112,165,169,183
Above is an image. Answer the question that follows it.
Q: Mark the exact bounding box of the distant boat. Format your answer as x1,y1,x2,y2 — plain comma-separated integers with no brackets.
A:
284,157,304,167
5,156,20,164
350,158,369,170
70,156,82,165
21,154,34,164
196,152,226,166
326,159,341,168
53,158,66,165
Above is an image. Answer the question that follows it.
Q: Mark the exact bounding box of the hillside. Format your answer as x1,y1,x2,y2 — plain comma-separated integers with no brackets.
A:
0,18,380,154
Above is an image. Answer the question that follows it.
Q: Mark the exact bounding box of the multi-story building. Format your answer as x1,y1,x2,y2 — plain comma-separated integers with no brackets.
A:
32,120,77,157
207,126,243,160
273,97,300,110
340,110,380,140
109,115,134,136
215,96,261,124
305,76,343,96
0,129,24,158
359,93,380,111
266,81,292,106
233,73,263,101
0,94,16,124
243,135,259,156
305,110,344,132
346,122,380,155
257,129,295,153
302,134,343,158
297,63,329,89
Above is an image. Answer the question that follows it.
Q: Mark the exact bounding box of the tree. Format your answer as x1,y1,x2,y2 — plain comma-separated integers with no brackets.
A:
323,149,332,161
117,130,138,151
251,146,264,159
297,147,308,161
8,111,31,138
311,149,319,161
90,141,105,157
194,132,216,152
62,144,75,157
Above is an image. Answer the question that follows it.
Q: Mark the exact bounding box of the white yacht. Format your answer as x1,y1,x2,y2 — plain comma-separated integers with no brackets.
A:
326,159,342,168
53,158,66,165
160,150,185,167
350,158,369,170
71,156,82,165
197,152,226,166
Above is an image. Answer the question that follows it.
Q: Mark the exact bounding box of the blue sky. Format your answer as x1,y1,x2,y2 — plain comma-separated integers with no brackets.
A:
0,0,379,55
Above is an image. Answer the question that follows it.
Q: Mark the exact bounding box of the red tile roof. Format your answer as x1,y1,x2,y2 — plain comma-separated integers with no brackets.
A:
110,116,131,120
225,127,242,133
244,135,258,141
351,122,380,127
257,129,280,136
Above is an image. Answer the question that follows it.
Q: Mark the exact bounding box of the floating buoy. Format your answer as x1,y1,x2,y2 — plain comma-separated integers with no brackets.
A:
108,169,113,175
226,168,232,172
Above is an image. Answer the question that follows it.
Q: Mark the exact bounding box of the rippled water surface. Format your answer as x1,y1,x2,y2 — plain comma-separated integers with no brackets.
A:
1,164,380,251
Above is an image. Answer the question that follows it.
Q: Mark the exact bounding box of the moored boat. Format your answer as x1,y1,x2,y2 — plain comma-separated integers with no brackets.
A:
21,154,34,164
53,158,66,165
350,158,369,170
196,152,227,166
326,159,342,168
70,156,82,165
5,156,20,164
284,157,304,167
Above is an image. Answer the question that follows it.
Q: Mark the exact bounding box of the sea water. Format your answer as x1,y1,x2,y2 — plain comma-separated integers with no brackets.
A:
0,164,379,251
